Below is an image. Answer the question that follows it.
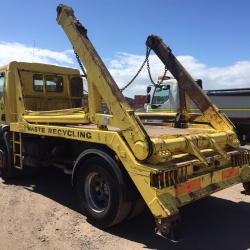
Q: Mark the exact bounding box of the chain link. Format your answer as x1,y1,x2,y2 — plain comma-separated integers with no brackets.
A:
120,47,151,92
73,47,88,94
147,52,168,86
121,47,168,92
158,66,168,85
146,52,157,86
73,45,168,94
73,47,87,77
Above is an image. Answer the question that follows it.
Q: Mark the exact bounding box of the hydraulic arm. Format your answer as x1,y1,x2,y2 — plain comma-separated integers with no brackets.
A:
56,5,238,165
146,35,234,131
56,5,153,161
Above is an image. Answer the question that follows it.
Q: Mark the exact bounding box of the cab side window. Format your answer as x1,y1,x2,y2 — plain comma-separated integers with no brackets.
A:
46,75,63,92
33,74,43,91
0,73,5,97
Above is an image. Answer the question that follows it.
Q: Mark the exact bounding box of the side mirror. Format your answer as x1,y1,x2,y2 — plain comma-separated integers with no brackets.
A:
146,94,151,104
146,86,151,93
196,79,202,89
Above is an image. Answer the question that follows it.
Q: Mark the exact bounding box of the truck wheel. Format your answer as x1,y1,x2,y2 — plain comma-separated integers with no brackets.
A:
76,156,131,228
0,147,8,179
0,131,15,180
127,198,145,220
243,182,250,194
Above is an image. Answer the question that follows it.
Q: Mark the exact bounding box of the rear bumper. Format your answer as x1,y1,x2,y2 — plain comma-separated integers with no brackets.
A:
174,168,242,207
155,164,250,218
152,164,250,240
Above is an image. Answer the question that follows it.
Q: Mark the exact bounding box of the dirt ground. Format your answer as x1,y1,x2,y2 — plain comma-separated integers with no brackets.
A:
0,168,249,250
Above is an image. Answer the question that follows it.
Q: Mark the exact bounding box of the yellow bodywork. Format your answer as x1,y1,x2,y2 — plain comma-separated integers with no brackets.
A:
2,60,248,222
0,5,249,229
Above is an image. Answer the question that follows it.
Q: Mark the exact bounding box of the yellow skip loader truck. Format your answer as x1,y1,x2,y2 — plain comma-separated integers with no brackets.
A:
0,4,249,239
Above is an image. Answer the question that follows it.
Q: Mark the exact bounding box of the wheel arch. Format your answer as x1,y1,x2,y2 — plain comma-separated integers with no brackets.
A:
72,148,122,186
72,147,141,202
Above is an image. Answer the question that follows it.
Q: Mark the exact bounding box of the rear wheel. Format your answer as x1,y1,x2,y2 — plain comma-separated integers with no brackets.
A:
126,198,145,220
76,156,132,228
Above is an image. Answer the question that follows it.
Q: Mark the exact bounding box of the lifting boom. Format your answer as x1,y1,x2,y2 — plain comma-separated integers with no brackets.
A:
146,35,234,131
56,5,153,161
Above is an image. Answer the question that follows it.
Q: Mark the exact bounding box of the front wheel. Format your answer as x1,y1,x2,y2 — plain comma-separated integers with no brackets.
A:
0,131,17,180
76,156,131,228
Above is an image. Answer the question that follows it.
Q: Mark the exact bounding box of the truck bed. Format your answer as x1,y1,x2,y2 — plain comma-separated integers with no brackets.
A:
69,123,215,138
144,125,215,137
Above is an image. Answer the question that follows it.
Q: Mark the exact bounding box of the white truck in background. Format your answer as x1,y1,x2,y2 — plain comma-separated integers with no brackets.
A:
144,78,250,144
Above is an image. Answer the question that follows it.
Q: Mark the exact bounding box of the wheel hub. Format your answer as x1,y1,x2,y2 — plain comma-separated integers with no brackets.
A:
84,172,110,213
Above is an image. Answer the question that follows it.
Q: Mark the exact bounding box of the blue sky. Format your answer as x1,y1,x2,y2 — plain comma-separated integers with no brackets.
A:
2,0,249,65
1,0,250,94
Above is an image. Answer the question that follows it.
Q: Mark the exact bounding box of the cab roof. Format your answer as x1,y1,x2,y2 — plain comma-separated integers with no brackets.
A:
0,61,80,75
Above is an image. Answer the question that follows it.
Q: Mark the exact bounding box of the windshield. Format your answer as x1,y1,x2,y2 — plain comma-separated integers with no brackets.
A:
152,85,170,105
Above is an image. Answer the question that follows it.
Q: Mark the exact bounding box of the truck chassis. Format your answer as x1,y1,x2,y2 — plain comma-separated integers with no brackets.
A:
0,5,249,240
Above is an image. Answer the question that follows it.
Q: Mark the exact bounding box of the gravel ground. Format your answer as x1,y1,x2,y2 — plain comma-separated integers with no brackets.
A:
0,167,249,250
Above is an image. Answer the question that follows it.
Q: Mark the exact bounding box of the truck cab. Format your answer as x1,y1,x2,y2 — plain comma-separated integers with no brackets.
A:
145,78,250,143
145,77,203,114
0,61,84,124
146,78,179,112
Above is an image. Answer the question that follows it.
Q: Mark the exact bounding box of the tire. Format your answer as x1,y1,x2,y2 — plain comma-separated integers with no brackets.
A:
126,198,145,220
243,182,250,194
76,156,132,228
0,131,16,180
0,147,8,179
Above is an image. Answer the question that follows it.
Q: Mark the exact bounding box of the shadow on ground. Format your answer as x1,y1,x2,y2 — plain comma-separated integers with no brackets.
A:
5,168,250,250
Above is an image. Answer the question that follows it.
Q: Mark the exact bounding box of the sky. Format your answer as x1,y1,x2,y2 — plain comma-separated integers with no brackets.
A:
0,0,250,96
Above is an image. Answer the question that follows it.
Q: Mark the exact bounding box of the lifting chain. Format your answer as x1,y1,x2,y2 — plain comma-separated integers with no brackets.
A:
73,47,89,93
159,66,168,85
146,51,156,86
120,47,151,92
120,47,168,92
147,55,168,86
73,45,168,93
73,47,87,78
